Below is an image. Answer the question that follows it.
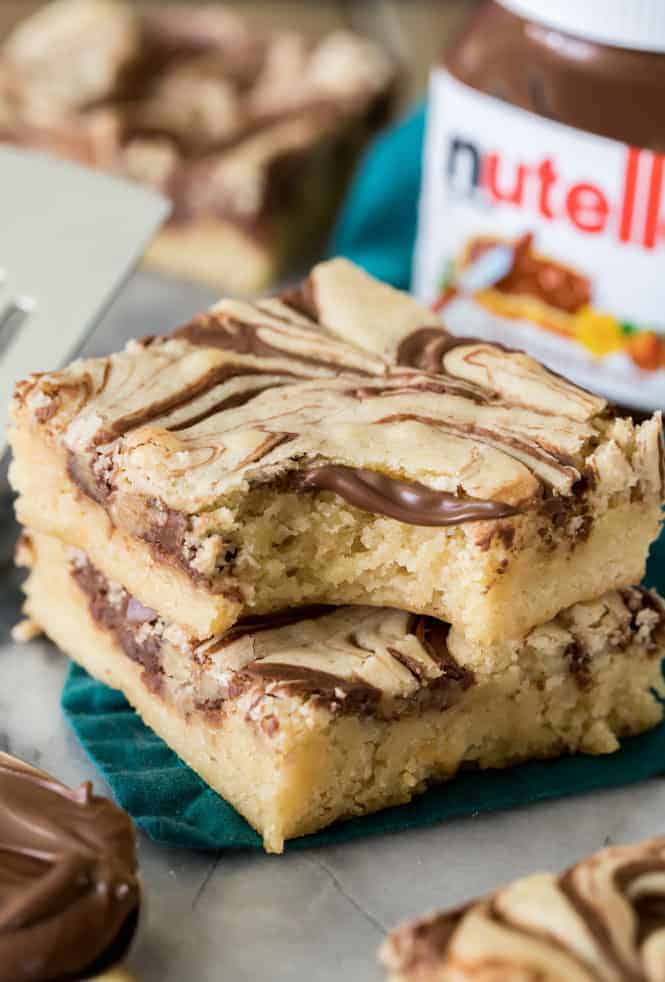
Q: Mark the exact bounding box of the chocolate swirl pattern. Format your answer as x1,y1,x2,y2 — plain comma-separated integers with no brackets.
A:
174,296,387,378
190,602,472,718
69,548,473,719
66,546,665,727
52,348,597,517
9,258,664,642
15,269,655,518
0,752,140,982
381,837,665,981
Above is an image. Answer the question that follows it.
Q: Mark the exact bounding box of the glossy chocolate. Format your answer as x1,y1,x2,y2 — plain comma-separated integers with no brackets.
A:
395,326,460,375
71,559,162,688
446,1,665,151
19,257,658,614
0,752,140,982
299,464,519,526
69,554,474,721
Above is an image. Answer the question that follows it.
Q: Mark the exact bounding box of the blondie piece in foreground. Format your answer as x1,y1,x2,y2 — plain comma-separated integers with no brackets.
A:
9,261,664,644
381,837,665,981
0,0,395,293
18,531,665,853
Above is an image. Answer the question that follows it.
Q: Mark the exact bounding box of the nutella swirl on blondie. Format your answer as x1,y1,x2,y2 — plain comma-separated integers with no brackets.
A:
9,261,663,643
381,837,665,981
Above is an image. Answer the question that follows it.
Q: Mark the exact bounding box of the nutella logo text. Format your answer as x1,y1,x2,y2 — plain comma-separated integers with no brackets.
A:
446,137,664,250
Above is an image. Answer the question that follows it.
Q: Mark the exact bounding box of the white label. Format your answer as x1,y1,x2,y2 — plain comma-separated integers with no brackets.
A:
413,68,665,410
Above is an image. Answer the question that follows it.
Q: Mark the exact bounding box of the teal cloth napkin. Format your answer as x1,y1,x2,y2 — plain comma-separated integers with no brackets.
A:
61,106,665,851
328,104,425,289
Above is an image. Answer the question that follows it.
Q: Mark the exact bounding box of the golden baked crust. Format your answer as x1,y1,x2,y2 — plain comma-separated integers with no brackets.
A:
17,530,665,853
9,261,663,642
10,260,662,641
381,837,665,981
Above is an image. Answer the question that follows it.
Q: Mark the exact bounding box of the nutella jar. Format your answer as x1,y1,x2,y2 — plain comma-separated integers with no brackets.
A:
413,0,665,410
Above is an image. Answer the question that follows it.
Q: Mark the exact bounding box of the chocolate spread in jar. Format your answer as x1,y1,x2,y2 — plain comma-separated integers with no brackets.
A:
414,0,665,413
445,2,665,149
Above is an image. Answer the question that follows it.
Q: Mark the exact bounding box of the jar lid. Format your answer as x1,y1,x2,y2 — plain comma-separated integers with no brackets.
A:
497,0,665,53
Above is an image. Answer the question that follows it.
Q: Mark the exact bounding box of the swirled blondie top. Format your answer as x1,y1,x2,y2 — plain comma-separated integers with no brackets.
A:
381,836,665,981
8,260,663,642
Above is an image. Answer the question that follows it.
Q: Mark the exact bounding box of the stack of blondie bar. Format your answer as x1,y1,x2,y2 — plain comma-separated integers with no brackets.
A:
9,259,665,852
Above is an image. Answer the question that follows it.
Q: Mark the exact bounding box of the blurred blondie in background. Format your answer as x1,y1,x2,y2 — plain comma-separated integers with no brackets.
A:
0,0,477,293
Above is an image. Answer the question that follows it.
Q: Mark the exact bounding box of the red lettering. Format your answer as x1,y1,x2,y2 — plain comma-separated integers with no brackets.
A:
619,147,640,243
536,158,557,219
450,140,662,249
643,153,664,249
483,152,527,205
565,183,609,234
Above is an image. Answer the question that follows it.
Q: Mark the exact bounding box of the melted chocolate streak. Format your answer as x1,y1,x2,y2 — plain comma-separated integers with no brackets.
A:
0,753,140,982
396,325,518,373
226,611,472,710
424,854,665,979
396,326,463,374
240,641,472,717
299,465,519,526
69,321,541,531
174,313,372,376
167,379,275,431
71,556,474,716
173,310,524,526
105,360,292,441
71,561,163,688
208,604,336,649
245,661,384,711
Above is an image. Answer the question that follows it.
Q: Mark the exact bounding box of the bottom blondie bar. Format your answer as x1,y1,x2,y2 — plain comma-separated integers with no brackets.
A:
18,531,665,853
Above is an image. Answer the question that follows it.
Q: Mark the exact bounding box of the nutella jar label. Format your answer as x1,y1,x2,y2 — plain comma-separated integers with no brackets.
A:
414,68,665,410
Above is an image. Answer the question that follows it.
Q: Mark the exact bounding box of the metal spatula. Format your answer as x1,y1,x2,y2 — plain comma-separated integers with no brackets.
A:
0,146,169,451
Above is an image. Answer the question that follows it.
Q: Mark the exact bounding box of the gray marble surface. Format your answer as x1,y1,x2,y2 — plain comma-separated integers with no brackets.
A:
3,271,665,981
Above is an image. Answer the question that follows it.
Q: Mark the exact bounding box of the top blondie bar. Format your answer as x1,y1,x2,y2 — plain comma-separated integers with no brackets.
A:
9,260,663,643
